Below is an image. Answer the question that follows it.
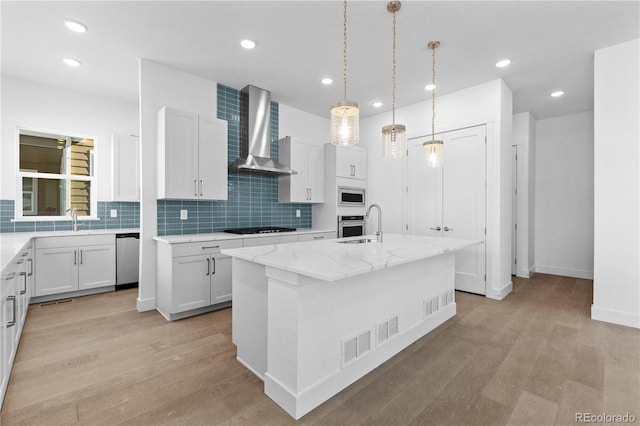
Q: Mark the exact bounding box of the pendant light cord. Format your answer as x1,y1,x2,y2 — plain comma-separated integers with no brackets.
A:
431,43,436,142
391,9,397,126
343,0,348,102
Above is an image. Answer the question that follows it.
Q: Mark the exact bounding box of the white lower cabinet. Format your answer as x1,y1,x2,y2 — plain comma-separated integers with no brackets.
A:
156,239,242,320
35,235,115,298
1,239,33,409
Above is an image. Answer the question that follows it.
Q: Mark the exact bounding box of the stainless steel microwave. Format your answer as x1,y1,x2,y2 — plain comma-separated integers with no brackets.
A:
337,186,366,207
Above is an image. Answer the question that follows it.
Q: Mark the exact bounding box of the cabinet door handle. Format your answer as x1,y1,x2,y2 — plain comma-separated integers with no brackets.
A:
200,179,203,196
19,272,27,295
309,188,312,200
206,258,210,276
74,250,77,265
28,258,33,276
443,226,454,232
7,296,16,328
80,250,84,264
430,227,442,231
194,179,198,196
212,257,216,275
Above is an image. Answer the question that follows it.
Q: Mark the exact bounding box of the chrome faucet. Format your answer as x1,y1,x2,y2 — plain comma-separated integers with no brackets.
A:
67,208,79,232
365,203,383,243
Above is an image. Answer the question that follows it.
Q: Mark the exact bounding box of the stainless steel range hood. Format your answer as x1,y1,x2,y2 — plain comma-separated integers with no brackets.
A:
228,85,296,175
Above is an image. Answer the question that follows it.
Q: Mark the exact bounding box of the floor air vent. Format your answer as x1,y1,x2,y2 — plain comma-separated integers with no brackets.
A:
424,296,440,318
441,289,454,307
377,316,399,346
342,329,372,367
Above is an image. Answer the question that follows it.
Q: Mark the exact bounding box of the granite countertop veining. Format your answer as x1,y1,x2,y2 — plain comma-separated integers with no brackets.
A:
221,233,483,282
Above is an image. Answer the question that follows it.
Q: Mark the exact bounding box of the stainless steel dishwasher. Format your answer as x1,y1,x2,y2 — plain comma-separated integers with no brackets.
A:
116,233,139,289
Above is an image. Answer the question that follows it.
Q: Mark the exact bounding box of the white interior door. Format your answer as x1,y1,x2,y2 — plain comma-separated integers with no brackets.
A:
407,125,486,295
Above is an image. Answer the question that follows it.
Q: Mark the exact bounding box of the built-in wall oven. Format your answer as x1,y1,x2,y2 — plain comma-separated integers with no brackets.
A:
338,186,366,207
337,215,366,238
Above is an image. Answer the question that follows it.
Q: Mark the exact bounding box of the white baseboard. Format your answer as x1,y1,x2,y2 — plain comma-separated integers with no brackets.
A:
535,265,593,280
591,305,640,329
486,281,512,300
516,266,535,279
136,296,155,312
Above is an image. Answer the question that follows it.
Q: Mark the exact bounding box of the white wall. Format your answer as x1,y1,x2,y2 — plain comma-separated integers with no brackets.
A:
0,75,138,201
137,59,218,311
360,79,513,300
534,111,594,279
512,112,536,278
592,38,640,329
279,104,329,145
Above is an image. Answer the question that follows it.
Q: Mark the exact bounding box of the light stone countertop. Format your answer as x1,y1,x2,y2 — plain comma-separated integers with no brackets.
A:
153,228,334,244
1,228,139,271
221,233,483,282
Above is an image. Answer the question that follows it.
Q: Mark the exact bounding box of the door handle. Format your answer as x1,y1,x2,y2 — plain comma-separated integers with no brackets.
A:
212,257,216,275
7,296,16,328
309,188,312,200
19,272,27,295
194,179,198,196
206,258,210,276
430,226,442,231
28,258,33,276
444,226,454,231
74,250,77,265
200,179,203,196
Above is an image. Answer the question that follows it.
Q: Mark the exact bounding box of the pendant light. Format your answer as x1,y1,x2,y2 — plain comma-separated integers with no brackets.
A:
330,0,359,146
423,41,443,167
381,1,406,159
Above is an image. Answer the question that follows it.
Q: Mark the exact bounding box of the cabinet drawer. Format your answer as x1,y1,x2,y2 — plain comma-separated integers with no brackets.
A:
36,234,114,249
243,234,299,247
298,232,336,242
171,239,243,258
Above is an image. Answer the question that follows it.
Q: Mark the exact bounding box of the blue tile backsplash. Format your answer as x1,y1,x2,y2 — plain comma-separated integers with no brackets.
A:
156,84,312,236
0,200,140,233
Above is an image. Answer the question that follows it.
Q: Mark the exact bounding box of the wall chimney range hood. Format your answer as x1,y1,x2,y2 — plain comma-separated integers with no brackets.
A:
228,85,296,175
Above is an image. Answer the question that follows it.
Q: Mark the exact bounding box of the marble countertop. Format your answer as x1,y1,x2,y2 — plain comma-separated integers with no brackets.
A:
1,228,139,271
221,233,482,282
154,228,334,244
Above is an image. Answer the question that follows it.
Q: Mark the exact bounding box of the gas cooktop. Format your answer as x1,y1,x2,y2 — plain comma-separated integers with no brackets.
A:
224,226,297,235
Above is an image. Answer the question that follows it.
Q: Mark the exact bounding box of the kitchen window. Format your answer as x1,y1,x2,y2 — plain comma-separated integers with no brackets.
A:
16,128,97,220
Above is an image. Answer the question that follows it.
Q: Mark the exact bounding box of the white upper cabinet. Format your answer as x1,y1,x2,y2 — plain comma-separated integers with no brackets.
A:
157,106,228,200
111,134,140,201
278,137,324,203
335,145,367,180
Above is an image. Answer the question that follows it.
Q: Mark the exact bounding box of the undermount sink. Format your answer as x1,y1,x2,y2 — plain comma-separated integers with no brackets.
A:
337,238,375,244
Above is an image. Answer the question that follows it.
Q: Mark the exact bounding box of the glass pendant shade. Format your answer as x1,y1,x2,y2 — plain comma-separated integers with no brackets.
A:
330,100,360,146
423,140,443,168
382,124,406,158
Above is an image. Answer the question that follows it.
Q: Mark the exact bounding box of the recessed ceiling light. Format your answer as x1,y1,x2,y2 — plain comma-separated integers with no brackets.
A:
321,77,333,85
64,18,88,33
63,58,81,67
372,101,383,108
424,84,436,91
240,39,256,49
551,90,565,97
496,59,511,68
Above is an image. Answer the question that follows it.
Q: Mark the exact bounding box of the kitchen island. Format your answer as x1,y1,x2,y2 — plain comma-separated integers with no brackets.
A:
222,233,481,419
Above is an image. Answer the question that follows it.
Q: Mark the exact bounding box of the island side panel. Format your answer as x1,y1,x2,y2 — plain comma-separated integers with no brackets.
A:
264,252,456,420
231,258,269,379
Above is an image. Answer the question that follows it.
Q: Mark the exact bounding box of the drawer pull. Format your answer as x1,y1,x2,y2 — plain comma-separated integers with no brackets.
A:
313,236,324,240
202,245,220,250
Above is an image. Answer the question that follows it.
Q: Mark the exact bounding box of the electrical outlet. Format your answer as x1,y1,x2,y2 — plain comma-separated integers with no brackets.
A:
110,209,118,218
180,209,188,220
296,209,301,218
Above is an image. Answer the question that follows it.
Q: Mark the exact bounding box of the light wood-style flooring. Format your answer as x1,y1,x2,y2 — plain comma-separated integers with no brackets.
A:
1,274,639,425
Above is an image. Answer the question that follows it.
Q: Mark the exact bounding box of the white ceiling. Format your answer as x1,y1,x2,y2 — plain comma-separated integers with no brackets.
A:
2,1,638,121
